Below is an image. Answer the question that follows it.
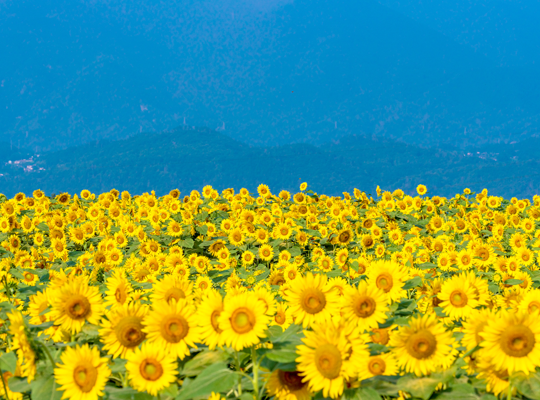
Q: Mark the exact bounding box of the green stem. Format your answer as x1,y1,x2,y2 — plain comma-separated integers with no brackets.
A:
39,342,56,368
251,347,259,400
2,276,12,304
507,383,512,400
0,369,11,400
235,351,243,396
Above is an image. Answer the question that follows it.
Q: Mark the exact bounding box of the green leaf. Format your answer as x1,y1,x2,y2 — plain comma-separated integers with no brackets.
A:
181,349,230,377
6,376,31,393
36,222,49,232
104,386,154,400
175,362,239,400
347,387,383,400
266,346,299,363
268,324,303,344
0,351,17,373
417,262,437,270
512,371,540,400
434,383,479,400
402,276,423,290
179,238,194,248
30,374,63,400
288,246,302,257
504,279,523,285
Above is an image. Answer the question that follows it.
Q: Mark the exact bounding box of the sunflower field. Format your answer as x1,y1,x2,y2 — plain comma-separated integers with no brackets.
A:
1,184,540,400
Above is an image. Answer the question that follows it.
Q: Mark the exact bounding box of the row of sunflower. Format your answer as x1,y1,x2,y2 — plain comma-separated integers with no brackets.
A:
1,184,540,399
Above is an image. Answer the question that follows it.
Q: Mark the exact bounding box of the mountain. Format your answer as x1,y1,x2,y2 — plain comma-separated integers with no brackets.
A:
2,0,538,153
1,126,539,199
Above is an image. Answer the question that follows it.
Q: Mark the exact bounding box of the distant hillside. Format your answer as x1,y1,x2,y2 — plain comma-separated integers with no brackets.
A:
2,0,540,153
1,126,539,199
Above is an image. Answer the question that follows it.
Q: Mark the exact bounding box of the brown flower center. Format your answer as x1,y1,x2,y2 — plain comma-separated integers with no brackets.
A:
65,295,91,320
161,315,189,343
375,273,394,293
73,365,98,392
406,329,437,359
115,287,128,304
278,370,306,391
115,316,146,348
368,357,386,375
301,288,327,314
230,307,256,334
140,358,164,381
449,289,468,307
211,310,223,333
353,295,376,318
371,328,389,345
164,287,186,304
314,343,342,380
499,324,535,358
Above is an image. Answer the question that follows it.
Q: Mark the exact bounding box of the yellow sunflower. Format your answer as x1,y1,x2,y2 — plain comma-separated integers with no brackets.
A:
218,291,270,351
480,310,540,375
367,260,408,302
49,277,103,334
266,369,312,400
103,269,133,309
150,275,193,304
7,310,36,382
438,274,479,320
389,313,454,376
296,320,360,399
143,298,201,360
54,344,111,400
99,301,148,359
126,341,178,396
357,352,398,381
198,289,226,350
285,272,341,328
341,280,389,330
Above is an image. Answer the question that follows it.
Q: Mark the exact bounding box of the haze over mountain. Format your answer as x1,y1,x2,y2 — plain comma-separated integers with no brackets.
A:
2,0,540,155
1,126,539,200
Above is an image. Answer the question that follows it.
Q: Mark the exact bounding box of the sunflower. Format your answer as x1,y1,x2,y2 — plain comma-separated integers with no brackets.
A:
104,269,133,309
389,313,454,376
341,280,389,330
476,356,511,396
271,302,293,331
274,223,293,240
317,255,334,272
357,352,398,381
461,308,493,352
241,250,256,266
228,228,245,247
49,277,103,334
296,320,360,399
151,275,193,304
143,298,200,360
438,274,479,320
254,286,277,316
54,344,110,400
198,289,226,350
518,289,540,314
7,310,36,382
480,310,540,375
367,260,408,303
285,272,341,328
266,369,312,400
259,244,274,262
416,185,427,195
99,302,148,359
126,341,178,396
218,291,270,350
195,275,213,292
